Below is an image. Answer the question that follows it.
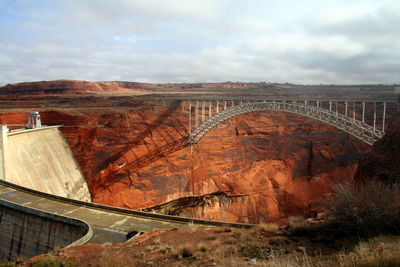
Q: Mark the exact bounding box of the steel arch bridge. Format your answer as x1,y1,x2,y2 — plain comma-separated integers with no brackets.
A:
179,97,398,146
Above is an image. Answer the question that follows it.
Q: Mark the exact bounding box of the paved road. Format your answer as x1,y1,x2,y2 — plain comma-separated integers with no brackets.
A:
0,181,250,245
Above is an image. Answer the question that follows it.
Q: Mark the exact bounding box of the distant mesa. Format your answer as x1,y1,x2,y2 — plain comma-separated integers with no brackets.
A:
0,80,152,95
0,79,397,96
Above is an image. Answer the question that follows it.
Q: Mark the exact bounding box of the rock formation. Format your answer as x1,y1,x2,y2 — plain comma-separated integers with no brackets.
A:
356,112,400,183
0,98,372,223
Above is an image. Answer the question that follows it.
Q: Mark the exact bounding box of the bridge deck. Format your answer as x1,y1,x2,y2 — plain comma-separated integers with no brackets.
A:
0,181,227,245
171,96,399,102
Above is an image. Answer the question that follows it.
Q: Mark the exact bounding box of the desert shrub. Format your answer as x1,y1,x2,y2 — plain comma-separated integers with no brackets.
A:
175,246,194,259
335,236,400,267
205,235,218,241
257,222,279,233
265,238,400,267
240,244,272,260
268,237,290,254
239,238,290,260
287,216,309,230
324,180,400,237
159,246,172,254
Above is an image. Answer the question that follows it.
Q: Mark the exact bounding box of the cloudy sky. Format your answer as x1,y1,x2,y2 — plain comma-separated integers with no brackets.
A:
0,0,399,85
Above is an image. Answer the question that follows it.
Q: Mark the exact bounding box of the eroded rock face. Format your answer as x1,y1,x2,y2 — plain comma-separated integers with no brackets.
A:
82,103,369,223
356,113,400,183
0,103,371,223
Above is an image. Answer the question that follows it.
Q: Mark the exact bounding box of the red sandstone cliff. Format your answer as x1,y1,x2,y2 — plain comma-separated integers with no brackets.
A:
355,113,400,183
44,101,369,223
0,100,371,224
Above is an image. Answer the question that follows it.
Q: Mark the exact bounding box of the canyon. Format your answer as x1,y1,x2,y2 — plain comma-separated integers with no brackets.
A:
91,106,370,223
2,79,399,265
0,80,376,223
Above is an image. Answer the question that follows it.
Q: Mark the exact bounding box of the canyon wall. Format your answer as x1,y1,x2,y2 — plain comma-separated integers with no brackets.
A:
0,102,371,223
94,108,368,223
356,112,400,183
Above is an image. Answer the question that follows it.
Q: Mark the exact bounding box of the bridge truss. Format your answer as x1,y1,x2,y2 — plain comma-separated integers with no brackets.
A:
181,98,398,145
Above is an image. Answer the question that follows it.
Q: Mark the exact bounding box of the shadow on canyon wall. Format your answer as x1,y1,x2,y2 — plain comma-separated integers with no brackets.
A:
101,100,192,186
110,136,189,186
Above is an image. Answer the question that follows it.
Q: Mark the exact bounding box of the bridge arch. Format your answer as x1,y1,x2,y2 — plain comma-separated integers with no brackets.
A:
188,101,384,145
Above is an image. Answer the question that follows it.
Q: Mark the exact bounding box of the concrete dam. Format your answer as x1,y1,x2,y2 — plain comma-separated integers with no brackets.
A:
2,126,90,201
0,123,91,261
0,119,250,262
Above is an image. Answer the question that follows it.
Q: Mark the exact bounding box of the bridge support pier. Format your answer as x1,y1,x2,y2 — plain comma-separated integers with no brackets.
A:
195,101,199,128
188,101,192,133
202,101,205,122
373,102,376,135
335,101,338,120
362,102,366,123
383,102,386,132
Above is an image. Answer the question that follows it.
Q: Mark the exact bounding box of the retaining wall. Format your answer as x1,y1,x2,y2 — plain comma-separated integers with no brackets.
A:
0,199,91,262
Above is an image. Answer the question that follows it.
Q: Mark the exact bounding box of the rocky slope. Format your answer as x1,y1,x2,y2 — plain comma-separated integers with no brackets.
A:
356,112,400,183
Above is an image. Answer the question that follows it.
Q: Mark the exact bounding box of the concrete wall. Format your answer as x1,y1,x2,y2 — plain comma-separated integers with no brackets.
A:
5,127,91,202
0,200,90,262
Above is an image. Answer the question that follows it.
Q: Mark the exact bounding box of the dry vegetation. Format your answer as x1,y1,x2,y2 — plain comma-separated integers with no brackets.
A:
8,231,399,267
3,180,400,267
325,180,400,237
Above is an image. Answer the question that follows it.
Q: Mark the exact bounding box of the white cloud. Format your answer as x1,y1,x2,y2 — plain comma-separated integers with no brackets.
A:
0,54,14,68
0,0,399,85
